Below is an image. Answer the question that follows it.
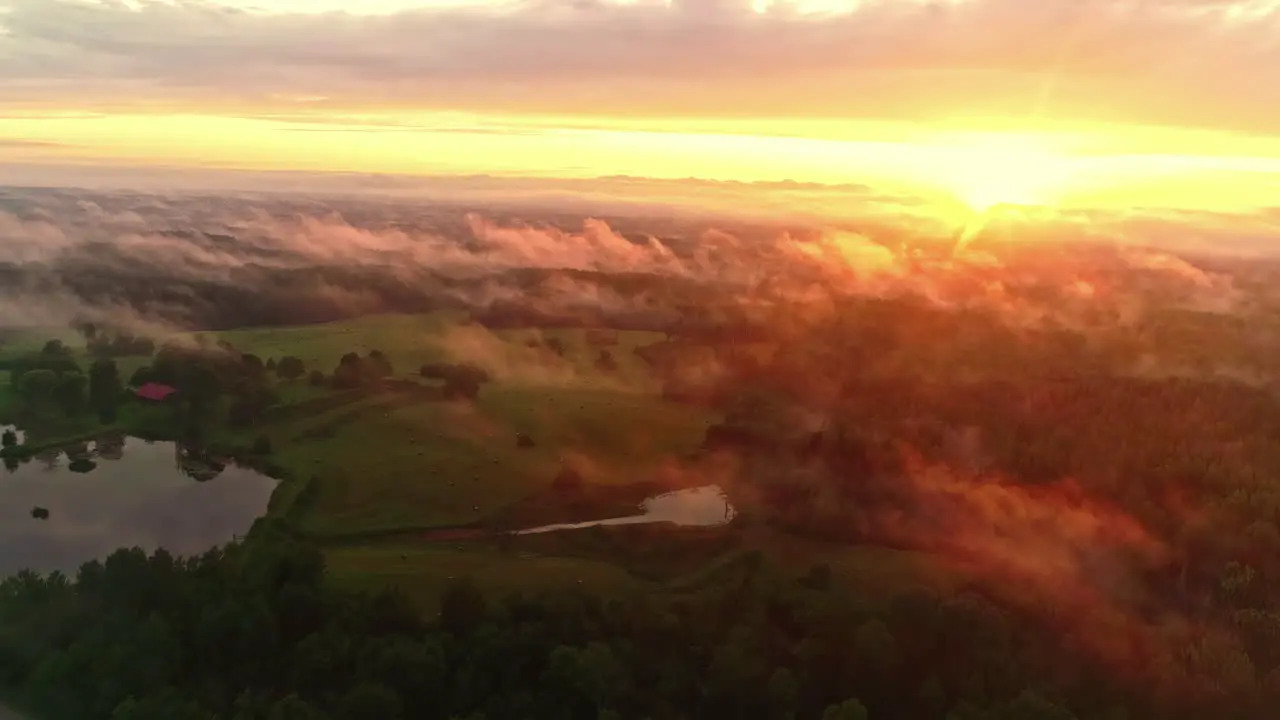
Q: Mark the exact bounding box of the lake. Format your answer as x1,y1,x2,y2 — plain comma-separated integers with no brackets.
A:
516,485,736,535
0,427,277,578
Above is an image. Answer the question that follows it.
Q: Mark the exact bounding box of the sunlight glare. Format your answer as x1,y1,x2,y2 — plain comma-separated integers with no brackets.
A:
920,134,1080,213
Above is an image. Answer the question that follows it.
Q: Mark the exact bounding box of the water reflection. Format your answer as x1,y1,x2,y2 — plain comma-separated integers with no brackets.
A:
516,485,736,535
96,433,125,461
0,427,276,577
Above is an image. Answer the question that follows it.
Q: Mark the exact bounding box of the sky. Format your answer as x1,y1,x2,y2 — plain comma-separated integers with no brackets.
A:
1,0,1280,217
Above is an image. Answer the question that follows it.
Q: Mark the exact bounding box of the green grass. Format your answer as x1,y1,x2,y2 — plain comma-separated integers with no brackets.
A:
185,313,466,377
323,525,969,616
325,543,645,614
0,328,151,382
0,328,80,361
180,314,715,535
0,315,712,537
0,315,776,610
0,375,14,423
205,313,665,391
264,384,711,535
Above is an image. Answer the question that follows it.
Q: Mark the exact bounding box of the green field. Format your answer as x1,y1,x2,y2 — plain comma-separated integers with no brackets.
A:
199,314,725,596
198,313,667,392
0,312,968,608
321,523,969,615
200,314,707,531
215,319,699,604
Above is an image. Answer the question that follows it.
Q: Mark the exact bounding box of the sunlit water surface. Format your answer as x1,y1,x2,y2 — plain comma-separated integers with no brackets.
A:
516,485,736,535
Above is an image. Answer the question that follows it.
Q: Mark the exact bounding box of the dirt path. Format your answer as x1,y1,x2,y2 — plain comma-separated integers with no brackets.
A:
0,706,28,720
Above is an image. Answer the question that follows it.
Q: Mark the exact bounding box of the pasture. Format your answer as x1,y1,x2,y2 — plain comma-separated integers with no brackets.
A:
0,312,974,614
210,314,713,536
322,525,969,615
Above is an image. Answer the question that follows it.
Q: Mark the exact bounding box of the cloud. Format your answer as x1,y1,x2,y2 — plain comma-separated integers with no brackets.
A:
0,139,74,148
0,183,1276,347
0,1,1277,133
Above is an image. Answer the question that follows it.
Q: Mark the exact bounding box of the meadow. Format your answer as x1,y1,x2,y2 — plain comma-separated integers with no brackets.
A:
0,312,965,613
209,314,708,523
215,314,735,603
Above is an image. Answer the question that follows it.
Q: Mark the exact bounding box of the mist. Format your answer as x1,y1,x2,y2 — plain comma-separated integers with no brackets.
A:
2,183,1272,340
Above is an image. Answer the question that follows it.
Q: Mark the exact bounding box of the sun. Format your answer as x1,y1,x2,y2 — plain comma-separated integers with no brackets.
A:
920,133,1080,213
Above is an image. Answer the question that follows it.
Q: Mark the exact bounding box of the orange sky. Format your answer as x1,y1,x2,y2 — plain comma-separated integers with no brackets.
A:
2,0,1279,216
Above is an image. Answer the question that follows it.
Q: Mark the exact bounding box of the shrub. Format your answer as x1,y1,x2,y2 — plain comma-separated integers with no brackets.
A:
252,434,273,455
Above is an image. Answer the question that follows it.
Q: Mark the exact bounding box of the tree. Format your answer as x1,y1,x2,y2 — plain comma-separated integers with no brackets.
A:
130,365,155,388
268,695,330,720
367,350,393,379
822,699,868,720
53,371,87,416
336,682,404,720
277,356,306,381
229,391,276,428
552,465,584,493
766,668,799,720
180,365,223,417
242,354,267,377
253,434,273,455
89,359,123,416
40,339,71,358
802,562,833,591
997,690,1079,720
439,578,488,637
309,370,326,387
18,369,58,406
545,643,627,716
444,374,483,401
109,689,211,720
1,429,16,449
332,353,366,389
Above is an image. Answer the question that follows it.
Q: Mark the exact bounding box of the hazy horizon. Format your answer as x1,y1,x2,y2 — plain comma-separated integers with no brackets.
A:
2,0,1279,228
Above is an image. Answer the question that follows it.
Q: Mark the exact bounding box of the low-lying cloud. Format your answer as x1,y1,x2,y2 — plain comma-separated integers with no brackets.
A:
0,184,1273,343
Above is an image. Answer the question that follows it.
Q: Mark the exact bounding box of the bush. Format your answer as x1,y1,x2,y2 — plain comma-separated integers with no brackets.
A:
130,365,156,387
552,465,584,493
278,356,307,381
308,370,327,387
252,434,273,455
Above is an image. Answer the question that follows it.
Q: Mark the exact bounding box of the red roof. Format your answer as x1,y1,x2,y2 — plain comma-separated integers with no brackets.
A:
135,383,178,401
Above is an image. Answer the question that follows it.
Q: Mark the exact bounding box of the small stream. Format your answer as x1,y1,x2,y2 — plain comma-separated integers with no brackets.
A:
516,485,736,535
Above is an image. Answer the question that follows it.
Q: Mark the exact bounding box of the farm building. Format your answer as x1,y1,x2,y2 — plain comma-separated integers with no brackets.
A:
134,382,178,402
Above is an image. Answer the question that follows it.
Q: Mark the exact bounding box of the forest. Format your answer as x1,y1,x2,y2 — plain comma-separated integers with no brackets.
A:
0,527,1152,720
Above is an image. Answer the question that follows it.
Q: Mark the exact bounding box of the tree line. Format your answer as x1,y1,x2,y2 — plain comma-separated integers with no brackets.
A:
0,527,1188,720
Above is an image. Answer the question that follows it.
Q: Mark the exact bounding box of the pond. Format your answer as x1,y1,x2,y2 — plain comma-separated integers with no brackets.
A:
0,426,277,578
516,485,736,535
